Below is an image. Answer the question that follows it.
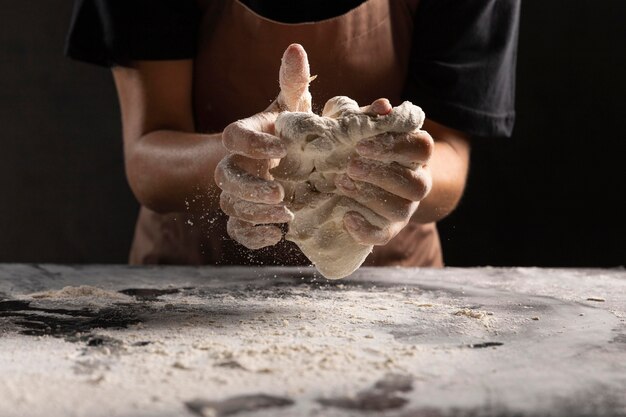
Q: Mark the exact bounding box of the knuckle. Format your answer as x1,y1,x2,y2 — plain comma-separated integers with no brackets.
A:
214,155,241,191
334,174,359,196
226,217,246,235
412,132,434,161
388,202,412,222
376,228,394,245
348,158,373,179
221,122,239,150
406,170,430,201
219,192,231,211
248,131,270,150
243,225,282,249
214,160,228,189
417,134,435,160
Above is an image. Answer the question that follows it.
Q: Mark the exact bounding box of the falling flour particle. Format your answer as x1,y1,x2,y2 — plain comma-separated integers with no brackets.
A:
272,96,425,279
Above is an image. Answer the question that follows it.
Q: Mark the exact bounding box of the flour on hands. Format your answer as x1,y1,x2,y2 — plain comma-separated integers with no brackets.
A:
217,44,425,279
272,97,424,279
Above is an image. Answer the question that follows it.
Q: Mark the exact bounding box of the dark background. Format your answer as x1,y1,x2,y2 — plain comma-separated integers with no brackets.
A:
1,1,624,266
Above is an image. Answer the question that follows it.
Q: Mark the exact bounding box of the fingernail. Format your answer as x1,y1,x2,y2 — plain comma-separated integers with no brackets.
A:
371,99,392,115
348,159,367,177
268,144,287,158
336,174,357,191
356,142,374,156
344,213,365,230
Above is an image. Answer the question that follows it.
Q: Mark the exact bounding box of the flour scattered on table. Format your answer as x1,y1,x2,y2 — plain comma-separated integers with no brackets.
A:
30,285,132,301
24,285,134,309
453,308,494,328
2,266,624,417
454,308,490,319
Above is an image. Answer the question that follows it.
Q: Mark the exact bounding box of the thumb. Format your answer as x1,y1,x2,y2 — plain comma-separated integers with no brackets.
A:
276,44,313,113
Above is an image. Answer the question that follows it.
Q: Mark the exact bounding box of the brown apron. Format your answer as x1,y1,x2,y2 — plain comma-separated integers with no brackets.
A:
129,0,443,268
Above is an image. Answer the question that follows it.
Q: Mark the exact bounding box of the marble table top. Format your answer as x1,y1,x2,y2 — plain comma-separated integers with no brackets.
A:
0,264,624,417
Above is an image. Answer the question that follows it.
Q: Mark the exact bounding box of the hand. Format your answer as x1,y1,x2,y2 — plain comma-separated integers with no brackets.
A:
214,44,313,249
334,99,434,246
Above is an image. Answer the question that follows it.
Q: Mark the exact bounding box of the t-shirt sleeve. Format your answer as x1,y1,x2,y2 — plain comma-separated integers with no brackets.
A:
64,0,200,67
404,0,520,138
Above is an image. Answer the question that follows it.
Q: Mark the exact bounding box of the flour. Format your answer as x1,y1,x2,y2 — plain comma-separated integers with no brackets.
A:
2,266,625,417
453,308,494,328
30,286,132,301
28,285,133,307
218,44,425,277
454,308,488,320
272,96,425,279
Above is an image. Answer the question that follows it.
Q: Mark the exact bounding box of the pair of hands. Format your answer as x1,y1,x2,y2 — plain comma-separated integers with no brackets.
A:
214,44,433,250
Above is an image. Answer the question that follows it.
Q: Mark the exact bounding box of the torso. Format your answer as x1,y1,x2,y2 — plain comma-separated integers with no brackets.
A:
130,0,443,268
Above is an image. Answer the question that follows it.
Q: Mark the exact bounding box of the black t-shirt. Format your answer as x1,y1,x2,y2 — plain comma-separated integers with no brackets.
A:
65,0,519,138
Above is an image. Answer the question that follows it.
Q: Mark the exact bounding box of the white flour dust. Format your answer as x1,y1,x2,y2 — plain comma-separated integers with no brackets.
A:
30,285,131,301
1,266,625,417
28,285,133,307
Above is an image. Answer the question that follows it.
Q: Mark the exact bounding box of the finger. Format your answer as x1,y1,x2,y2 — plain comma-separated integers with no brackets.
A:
277,44,313,112
222,113,286,159
232,153,278,180
346,156,431,202
227,218,283,250
215,154,284,204
335,174,416,222
322,96,360,118
220,192,294,225
356,130,434,167
342,211,402,246
360,98,392,116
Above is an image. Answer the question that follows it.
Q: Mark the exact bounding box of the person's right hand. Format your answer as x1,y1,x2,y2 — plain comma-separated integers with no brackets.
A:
214,44,313,249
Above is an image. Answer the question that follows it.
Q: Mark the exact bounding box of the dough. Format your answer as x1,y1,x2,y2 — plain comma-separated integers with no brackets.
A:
271,96,425,279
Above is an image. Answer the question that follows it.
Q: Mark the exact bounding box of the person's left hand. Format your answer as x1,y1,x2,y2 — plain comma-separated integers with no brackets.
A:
334,98,434,246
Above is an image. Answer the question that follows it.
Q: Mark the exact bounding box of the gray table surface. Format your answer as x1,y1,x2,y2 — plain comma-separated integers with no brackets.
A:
0,264,625,417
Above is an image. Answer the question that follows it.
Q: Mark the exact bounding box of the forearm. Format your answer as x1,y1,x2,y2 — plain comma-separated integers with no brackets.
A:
411,120,470,224
112,61,229,214
125,130,227,213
